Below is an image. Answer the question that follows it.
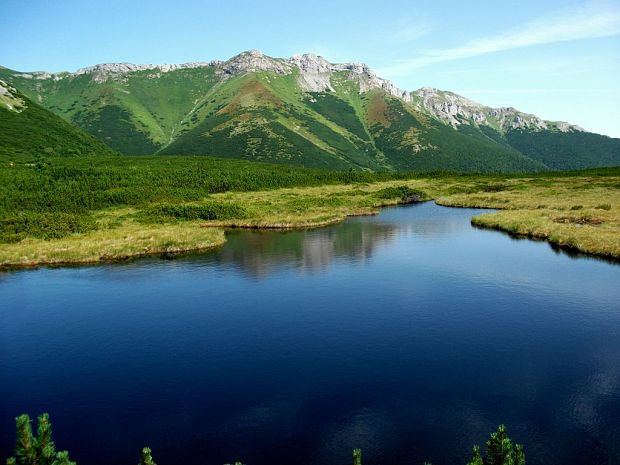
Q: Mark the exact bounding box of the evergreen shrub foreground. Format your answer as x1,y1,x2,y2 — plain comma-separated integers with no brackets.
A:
5,413,525,465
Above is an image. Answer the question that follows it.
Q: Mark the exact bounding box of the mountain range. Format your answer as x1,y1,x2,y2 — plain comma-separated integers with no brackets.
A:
1,50,619,172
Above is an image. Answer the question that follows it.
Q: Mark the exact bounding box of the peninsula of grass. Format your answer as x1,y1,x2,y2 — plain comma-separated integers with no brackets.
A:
435,173,620,259
1,154,619,268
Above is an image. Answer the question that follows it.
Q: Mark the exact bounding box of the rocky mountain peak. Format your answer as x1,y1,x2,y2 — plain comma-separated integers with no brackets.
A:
286,53,409,101
411,87,582,133
289,53,333,73
70,62,215,83
219,50,291,76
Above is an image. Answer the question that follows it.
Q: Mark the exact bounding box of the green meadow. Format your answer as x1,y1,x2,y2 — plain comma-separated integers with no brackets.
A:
1,154,618,267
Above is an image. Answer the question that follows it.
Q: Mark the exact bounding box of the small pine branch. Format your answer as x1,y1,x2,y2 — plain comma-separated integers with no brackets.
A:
138,447,156,465
513,444,526,465
352,448,362,465
465,445,484,465
486,424,514,465
11,414,73,465
467,425,526,465
51,451,75,465
36,414,56,465
14,415,37,465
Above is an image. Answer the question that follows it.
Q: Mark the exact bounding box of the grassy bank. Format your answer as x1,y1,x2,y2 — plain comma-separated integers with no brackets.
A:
0,219,226,267
435,173,620,259
1,155,619,267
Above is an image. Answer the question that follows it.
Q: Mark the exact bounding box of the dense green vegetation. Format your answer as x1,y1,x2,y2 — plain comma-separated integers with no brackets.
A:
5,414,75,465
305,92,370,141
160,107,370,170
75,105,161,155
0,66,221,153
505,129,620,170
466,425,525,465
0,211,97,243
138,202,249,223
365,92,546,173
0,86,116,158
5,414,525,465
158,74,385,171
373,185,426,201
0,154,412,243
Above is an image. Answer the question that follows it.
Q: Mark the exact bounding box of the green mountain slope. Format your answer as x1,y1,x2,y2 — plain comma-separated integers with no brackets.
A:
362,90,546,172
0,66,220,154
410,87,620,171
2,52,618,172
160,73,384,170
0,80,116,157
504,129,620,170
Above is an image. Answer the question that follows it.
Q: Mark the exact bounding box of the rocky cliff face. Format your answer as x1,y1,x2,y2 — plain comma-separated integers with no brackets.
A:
0,79,25,112
219,50,291,76
73,62,215,83
288,53,411,101
410,87,583,133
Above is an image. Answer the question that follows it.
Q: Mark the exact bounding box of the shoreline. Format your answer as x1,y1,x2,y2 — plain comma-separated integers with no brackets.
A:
0,242,226,271
3,200,619,271
469,214,620,264
0,206,392,271
2,174,619,270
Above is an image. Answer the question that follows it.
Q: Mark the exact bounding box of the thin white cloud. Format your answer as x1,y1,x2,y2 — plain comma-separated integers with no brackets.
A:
391,25,433,42
389,15,435,42
380,2,620,76
455,88,619,94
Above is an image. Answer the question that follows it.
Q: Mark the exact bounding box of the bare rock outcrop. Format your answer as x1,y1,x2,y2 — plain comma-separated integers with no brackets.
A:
218,50,291,76
411,87,582,133
0,79,26,112
289,53,410,101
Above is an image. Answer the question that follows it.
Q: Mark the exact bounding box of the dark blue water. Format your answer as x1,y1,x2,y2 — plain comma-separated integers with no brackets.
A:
2,203,619,465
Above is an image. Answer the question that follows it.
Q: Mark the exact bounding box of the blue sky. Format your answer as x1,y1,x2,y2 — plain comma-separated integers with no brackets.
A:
1,0,619,137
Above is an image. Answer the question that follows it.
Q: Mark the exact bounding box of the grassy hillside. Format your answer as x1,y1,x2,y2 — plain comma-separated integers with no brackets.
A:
0,66,220,154
160,72,386,170
162,73,551,173
0,82,116,158
505,129,620,170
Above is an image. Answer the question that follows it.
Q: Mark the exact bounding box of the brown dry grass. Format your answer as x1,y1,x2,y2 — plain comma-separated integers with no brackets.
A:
366,92,390,128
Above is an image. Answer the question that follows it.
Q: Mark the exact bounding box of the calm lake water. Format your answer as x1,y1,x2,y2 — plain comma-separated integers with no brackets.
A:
2,203,619,465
